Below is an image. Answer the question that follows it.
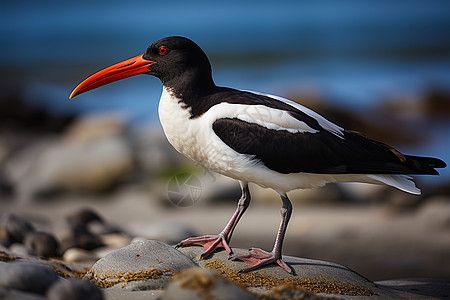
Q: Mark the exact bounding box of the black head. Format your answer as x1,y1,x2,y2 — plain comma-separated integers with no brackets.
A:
70,36,215,99
143,36,215,91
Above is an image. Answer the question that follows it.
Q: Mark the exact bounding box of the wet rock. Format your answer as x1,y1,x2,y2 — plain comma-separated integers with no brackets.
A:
142,220,198,245
0,213,35,245
24,231,59,257
0,261,61,295
161,267,257,300
46,278,104,300
84,240,198,290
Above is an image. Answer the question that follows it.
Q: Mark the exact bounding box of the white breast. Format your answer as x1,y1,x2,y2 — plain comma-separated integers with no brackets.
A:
157,87,260,176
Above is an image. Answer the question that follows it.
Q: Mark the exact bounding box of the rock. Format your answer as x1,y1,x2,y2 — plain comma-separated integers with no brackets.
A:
64,114,126,144
0,213,35,245
0,261,61,295
60,219,104,254
24,231,59,257
0,172,14,196
8,242,34,257
142,221,198,245
161,267,257,300
0,287,45,300
178,246,379,297
375,278,450,300
46,278,104,300
84,240,198,290
62,248,99,263
4,116,134,198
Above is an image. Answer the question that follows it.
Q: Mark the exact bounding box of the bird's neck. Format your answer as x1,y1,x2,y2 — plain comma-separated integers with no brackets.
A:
162,68,217,115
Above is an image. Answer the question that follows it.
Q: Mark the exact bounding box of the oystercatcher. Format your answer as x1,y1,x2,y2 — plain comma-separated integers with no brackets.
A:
70,36,446,274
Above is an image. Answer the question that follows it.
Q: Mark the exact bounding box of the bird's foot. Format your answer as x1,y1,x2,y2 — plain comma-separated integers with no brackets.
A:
175,234,231,259
230,248,294,274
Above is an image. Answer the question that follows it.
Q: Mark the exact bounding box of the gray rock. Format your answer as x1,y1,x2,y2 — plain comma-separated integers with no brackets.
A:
375,278,450,300
46,278,104,300
84,240,198,290
161,267,257,300
62,247,100,263
8,242,34,257
0,213,35,245
178,246,380,297
24,231,59,257
0,261,61,295
0,287,45,300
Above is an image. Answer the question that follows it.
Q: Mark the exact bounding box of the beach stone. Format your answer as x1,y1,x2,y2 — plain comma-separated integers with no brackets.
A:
84,240,198,290
375,278,450,299
178,246,379,297
142,220,198,244
0,213,35,244
8,242,34,257
161,267,257,300
46,278,104,300
0,261,61,295
0,287,45,300
62,248,99,263
24,231,59,257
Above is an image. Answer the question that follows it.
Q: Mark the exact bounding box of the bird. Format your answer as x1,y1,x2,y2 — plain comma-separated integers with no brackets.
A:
70,36,446,274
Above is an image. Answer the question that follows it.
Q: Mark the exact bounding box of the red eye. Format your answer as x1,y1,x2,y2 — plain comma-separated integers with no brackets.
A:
158,46,169,55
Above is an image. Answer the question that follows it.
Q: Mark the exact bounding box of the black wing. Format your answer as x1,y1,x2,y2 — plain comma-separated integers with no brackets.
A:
212,118,445,175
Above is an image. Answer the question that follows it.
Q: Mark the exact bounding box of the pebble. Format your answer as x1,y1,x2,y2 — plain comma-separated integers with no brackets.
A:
24,231,59,257
161,267,257,300
62,247,100,263
0,213,35,245
0,261,61,295
46,278,104,300
84,240,198,290
0,287,45,300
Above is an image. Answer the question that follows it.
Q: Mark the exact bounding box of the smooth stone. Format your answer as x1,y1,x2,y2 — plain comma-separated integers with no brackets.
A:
0,287,45,300
8,242,34,257
161,267,257,300
62,247,100,263
0,261,61,295
178,246,386,298
85,240,198,290
46,278,104,300
103,289,164,300
24,231,59,257
375,278,450,299
0,213,35,244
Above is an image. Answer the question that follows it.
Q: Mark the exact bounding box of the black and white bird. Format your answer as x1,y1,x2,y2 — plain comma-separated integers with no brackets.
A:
70,36,446,274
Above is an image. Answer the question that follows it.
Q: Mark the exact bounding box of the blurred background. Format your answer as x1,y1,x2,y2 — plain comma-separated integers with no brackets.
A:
1,0,449,281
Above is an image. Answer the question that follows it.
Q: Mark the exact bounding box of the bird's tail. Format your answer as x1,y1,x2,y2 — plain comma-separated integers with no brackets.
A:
367,156,446,195
368,174,421,195
403,155,446,175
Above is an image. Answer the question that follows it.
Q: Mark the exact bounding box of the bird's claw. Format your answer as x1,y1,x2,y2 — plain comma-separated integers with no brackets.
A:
175,234,232,259
231,248,294,274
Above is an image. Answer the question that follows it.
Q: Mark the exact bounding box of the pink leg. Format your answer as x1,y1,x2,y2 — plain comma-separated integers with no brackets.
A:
231,193,294,274
176,181,250,258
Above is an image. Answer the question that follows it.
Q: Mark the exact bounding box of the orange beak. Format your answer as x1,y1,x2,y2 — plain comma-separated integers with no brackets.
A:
69,54,155,99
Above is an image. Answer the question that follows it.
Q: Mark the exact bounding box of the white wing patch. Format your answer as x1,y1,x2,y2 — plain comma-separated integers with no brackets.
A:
205,102,319,134
246,90,344,137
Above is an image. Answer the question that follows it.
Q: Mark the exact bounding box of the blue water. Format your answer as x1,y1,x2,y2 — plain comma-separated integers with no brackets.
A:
1,0,450,182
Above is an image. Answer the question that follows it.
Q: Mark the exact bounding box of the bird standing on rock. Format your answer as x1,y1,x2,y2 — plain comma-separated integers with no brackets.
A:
70,36,446,274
